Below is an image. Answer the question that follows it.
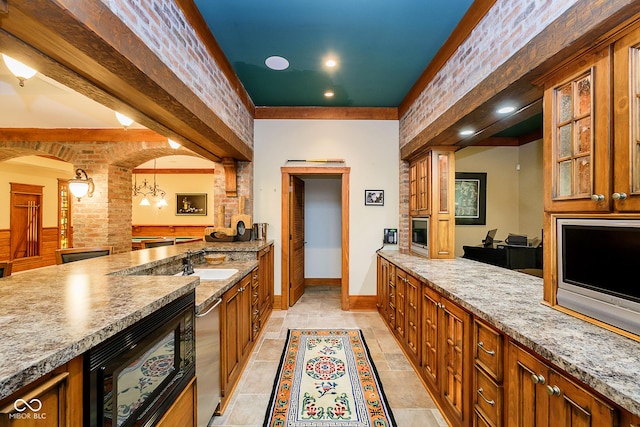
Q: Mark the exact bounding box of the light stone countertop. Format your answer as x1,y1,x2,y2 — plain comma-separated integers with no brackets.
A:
0,240,268,401
378,250,640,416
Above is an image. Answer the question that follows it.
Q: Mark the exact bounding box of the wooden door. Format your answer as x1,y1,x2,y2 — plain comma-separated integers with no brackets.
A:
289,175,305,306
239,274,252,359
507,342,550,427
10,184,43,259
395,268,407,339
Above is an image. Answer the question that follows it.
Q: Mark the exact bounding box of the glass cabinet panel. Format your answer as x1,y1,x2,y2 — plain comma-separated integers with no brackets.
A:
553,71,594,199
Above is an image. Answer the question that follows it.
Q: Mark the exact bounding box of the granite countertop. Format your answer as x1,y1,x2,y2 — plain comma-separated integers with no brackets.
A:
378,250,640,416
0,240,270,401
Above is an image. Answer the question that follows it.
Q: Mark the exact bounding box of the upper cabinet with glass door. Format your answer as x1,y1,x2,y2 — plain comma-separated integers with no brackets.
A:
543,46,610,212
613,26,640,212
544,21,640,213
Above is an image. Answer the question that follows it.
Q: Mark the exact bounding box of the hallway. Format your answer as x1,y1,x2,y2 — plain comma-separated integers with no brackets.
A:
212,285,447,426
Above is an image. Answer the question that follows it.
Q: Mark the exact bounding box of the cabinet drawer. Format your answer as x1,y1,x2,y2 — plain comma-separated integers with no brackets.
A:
474,366,503,427
473,409,493,427
474,318,503,381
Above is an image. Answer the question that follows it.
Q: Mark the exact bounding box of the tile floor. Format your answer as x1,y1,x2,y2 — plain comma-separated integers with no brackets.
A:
211,285,448,427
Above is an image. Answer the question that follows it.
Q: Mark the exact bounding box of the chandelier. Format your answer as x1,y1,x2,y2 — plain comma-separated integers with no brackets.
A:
132,159,167,208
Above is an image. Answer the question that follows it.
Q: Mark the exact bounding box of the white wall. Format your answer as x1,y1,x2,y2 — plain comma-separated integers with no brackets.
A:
304,177,342,278
254,120,399,297
454,140,543,256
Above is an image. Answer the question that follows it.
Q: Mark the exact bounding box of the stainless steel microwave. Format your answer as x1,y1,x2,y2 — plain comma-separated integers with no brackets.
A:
410,217,429,257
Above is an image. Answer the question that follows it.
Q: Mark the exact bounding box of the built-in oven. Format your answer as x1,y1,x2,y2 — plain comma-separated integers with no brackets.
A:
410,217,429,257
85,291,195,427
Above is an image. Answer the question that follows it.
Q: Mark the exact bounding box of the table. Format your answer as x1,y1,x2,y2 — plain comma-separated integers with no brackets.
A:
131,236,203,250
462,244,542,270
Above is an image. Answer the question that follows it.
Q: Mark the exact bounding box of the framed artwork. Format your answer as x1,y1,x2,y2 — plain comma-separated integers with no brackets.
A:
176,193,207,216
365,189,384,206
455,172,486,225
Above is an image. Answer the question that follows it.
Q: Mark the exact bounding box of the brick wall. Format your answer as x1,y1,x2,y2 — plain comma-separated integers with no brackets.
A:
398,0,579,248
399,0,577,147
0,140,251,256
100,0,254,148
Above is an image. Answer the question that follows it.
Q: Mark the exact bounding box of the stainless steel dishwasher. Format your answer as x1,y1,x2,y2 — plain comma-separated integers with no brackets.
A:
196,297,222,427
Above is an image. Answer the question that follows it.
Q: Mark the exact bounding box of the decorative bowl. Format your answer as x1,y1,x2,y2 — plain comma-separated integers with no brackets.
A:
204,254,226,265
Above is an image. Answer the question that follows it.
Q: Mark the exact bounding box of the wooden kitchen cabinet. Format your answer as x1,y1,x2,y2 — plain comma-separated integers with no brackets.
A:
507,341,616,427
473,319,504,427
392,266,421,365
420,283,472,427
409,155,430,216
395,268,406,340
544,22,640,213
220,273,252,405
256,244,274,338
0,356,82,427
376,257,396,329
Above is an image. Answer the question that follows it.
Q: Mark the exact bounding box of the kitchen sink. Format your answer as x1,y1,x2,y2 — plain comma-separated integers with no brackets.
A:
175,268,238,280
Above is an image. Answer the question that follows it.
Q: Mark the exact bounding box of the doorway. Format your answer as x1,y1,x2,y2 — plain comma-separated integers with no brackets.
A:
281,166,350,310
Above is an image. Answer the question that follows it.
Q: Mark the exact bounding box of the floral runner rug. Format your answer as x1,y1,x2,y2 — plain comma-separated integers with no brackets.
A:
264,329,396,427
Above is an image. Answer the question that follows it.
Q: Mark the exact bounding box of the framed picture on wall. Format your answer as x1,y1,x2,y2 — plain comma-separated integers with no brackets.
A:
365,189,384,206
176,193,207,216
455,172,486,225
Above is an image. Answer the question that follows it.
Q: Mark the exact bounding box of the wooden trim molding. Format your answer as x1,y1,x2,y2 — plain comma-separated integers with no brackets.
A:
348,295,377,311
222,158,237,197
133,168,215,174
0,128,167,143
304,278,341,286
256,107,398,121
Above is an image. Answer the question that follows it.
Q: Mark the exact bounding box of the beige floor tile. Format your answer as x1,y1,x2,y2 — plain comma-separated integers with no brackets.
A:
211,285,445,427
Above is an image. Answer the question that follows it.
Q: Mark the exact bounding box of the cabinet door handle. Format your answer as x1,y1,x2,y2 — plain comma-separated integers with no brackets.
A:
477,388,495,406
590,194,605,202
531,373,546,385
546,385,561,396
477,341,495,356
612,192,628,200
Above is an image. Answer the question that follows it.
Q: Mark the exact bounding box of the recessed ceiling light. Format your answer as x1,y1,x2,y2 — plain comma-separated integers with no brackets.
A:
325,59,337,67
265,56,289,71
324,90,334,98
460,129,474,136
497,106,516,114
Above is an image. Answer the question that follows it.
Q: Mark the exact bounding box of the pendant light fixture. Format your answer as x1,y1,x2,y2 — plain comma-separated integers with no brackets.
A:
2,54,37,87
132,159,167,208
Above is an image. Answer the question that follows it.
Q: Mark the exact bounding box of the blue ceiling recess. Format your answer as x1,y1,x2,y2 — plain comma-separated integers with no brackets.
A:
192,0,474,107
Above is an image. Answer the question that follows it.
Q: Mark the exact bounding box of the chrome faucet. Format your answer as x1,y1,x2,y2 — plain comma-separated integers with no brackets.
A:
183,249,205,275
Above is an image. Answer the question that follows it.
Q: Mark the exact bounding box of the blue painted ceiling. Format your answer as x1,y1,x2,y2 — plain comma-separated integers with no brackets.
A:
192,0,475,107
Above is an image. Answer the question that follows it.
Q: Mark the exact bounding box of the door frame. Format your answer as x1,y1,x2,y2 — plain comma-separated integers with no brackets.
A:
281,166,350,310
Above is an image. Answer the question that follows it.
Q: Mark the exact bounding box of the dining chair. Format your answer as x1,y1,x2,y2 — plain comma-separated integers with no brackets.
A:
0,261,12,277
141,238,176,249
55,246,113,265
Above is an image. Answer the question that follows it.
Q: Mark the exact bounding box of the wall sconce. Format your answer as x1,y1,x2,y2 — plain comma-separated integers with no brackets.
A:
2,54,37,87
168,138,181,149
69,169,95,201
115,111,134,128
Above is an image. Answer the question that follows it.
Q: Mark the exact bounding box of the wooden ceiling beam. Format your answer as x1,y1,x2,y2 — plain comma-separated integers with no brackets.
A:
0,128,167,143
255,106,398,120
0,0,252,162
